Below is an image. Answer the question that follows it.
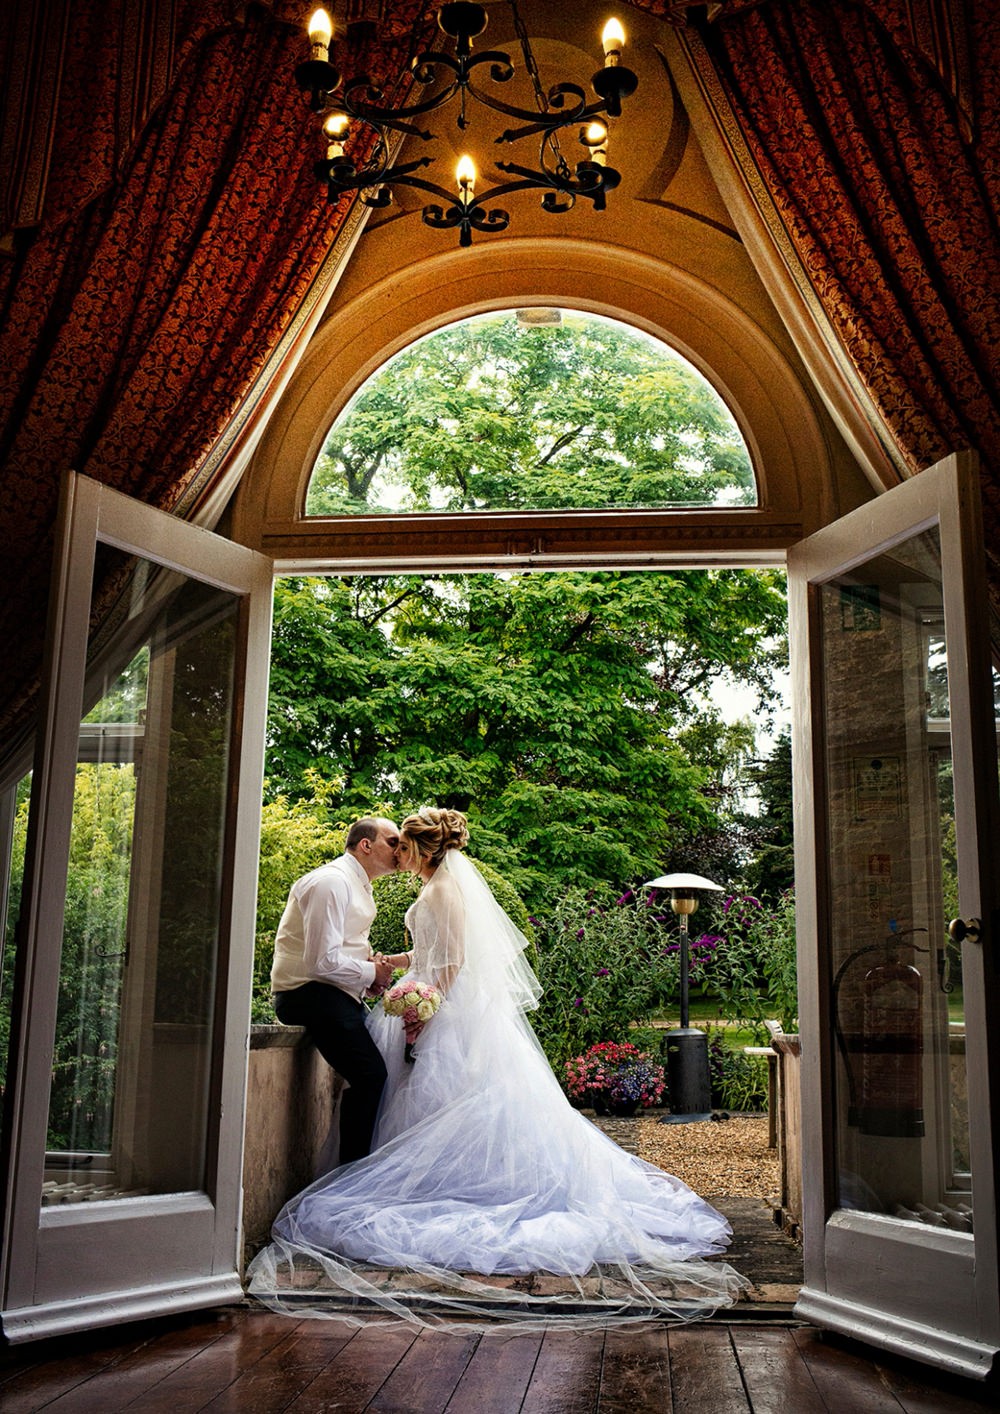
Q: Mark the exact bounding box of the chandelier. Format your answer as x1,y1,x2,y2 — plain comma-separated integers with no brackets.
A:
294,2,638,246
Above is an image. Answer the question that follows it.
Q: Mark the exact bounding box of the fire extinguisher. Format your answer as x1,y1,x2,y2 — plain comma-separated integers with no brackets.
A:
858,958,924,1137
833,927,928,1139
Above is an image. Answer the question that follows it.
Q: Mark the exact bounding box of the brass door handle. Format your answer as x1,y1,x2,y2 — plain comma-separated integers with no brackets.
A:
948,917,982,943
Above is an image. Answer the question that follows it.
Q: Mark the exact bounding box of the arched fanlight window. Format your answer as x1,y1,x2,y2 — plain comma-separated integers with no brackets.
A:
304,309,757,516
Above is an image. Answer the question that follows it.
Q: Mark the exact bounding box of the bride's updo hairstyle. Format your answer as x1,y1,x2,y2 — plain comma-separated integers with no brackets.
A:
399,808,469,869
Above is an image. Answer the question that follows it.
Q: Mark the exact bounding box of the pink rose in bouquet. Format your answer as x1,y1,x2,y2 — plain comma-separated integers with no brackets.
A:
383,981,442,1062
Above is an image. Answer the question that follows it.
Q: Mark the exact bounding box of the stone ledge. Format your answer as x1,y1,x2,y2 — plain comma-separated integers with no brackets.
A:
250,1023,310,1050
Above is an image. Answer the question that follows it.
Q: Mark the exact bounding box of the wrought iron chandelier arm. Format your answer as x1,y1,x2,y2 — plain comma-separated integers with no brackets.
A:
430,47,516,85
317,154,433,198
498,99,612,146
462,79,591,138
368,168,470,208
337,77,443,134
495,158,619,207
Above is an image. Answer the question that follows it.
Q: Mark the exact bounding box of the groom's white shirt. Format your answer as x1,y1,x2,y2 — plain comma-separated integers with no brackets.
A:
271,852,377,1003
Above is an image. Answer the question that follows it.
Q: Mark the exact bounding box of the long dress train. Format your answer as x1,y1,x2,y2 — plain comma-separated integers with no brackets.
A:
247,851,747,1328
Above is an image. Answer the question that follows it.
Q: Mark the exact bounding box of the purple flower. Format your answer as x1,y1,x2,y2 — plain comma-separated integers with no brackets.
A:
616,890,634,905
573,997,584,1007
576,927,585,939
595,967,610,977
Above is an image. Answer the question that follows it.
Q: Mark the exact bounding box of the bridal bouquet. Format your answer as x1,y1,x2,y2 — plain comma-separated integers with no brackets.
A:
383,981,442,1063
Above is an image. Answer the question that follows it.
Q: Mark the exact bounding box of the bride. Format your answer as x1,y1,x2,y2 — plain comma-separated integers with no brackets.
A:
248,808,747,1327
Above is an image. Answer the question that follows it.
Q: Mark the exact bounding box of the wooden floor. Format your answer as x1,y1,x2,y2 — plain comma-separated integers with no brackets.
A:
1,1305,997,1413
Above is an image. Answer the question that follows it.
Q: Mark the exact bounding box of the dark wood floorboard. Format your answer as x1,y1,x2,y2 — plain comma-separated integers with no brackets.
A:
668,1324,750,1413
729,1326,826,1414
0,1313,218,1413
3,1308,1000,1412
367,1328,480,1413
114,1311,294,1412
596,1325,672,1413
282,1319,419,1413
519,1329,604,1414
791,1326,907,1411
37,1310,251,1413
444,1331,544,1413
847,1336,996,1414
197,1318,358,1412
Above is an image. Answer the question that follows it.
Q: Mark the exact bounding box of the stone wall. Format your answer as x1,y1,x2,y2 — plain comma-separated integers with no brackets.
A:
242,1025,341,1263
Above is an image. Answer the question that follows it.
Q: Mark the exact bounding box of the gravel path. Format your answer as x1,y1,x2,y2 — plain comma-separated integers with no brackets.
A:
592,1111,781,1205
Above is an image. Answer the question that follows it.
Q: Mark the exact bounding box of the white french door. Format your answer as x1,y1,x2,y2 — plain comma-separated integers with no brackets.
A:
789,451,1000,1380
0,473,272,1340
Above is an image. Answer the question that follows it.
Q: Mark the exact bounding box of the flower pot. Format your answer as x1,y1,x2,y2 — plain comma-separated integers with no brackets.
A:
606,1099,640,1117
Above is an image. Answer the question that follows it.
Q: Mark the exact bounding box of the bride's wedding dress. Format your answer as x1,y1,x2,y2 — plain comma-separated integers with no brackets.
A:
248,850,746,1327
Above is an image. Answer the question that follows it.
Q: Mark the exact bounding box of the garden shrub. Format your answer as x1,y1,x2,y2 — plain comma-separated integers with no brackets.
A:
704,889,798,1040
707,1029,770,1112
529,885,681,1070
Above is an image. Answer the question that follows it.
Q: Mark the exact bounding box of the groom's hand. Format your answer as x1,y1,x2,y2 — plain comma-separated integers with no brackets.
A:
372,954,394,992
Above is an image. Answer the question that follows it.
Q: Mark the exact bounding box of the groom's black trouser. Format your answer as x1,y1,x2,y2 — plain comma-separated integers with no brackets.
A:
274,981,387,1164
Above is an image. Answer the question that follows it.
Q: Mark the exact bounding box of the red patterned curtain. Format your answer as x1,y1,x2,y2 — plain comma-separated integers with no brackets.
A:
0,0,435,758
640,0,1000,551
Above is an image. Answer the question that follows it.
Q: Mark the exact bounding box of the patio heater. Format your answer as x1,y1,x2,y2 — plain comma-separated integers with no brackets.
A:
644,872,724,1124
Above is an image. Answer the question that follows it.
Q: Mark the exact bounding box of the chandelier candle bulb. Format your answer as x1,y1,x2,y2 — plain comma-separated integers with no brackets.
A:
308,7,333,60
584,121,608,165
456,154,476,200
602,18,625,65
323,112,349,158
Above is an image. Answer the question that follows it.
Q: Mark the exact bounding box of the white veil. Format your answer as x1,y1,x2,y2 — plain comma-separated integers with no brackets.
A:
431,849,542,1014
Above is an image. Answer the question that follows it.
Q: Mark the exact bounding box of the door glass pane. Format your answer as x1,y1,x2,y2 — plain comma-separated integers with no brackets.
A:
43,555,239,1206
818,526,973,1230
0,773,30,1103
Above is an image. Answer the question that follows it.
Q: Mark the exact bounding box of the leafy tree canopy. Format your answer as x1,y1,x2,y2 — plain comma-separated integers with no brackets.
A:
305,311,756,515
266,569,787,906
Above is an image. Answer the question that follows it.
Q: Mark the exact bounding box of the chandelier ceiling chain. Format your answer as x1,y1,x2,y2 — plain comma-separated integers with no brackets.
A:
505,0,568,179
293,2,638,246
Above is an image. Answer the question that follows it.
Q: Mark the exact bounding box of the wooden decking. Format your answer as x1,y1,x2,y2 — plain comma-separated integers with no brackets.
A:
1,1304,996,1412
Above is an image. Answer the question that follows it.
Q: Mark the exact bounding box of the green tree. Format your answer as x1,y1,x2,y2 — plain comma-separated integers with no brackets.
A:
742,728,795,901
265,569,787,906
306,313,756,515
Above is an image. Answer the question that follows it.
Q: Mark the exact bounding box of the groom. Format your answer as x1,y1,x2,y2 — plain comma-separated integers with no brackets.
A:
271,816,410,1164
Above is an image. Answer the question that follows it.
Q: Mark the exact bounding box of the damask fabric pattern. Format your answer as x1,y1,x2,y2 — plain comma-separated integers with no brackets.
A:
652,0,1000,561
0,0,436,758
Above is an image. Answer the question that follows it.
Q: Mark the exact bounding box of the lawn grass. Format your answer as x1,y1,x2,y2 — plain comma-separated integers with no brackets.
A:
651,994,778,1052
